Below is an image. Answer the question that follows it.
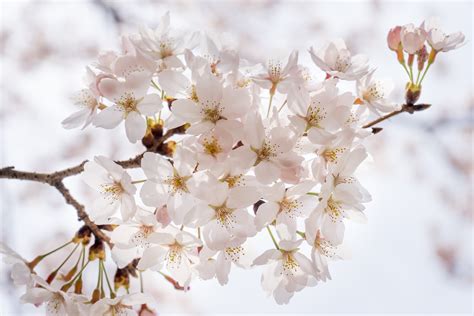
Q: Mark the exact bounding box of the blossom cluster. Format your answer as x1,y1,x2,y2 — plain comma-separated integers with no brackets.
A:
1,13,464,314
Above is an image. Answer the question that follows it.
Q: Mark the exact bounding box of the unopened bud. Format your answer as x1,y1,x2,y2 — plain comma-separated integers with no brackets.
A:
151,121,164,139
417,45,428,71
387,26,402,51
158,141,177,157
114,268,130,291
73,226,92,245
407,53,414,67
405,82,421,105
88,239,105,261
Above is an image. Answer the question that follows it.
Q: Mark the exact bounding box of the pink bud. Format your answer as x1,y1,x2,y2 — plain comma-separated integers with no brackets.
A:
401,24,426,55
387,26,402,51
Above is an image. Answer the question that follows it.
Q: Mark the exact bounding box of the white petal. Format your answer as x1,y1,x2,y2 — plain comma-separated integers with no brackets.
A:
93,106,123,129
137,246,166,270
125,112,146,143
255,202,279,230
227,186,261,209
137,94,163,115
255,161,280,184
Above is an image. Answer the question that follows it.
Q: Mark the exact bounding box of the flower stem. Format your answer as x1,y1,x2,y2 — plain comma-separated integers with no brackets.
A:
140,271,144,293
277,99,288,113
101,260,115,298
266,226,280,250
266,92,275,118
151,80,161,92
132,179,146,184
417,62,432,86
51,243,79,276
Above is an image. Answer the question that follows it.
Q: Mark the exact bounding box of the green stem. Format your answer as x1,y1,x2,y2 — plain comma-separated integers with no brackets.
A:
266,93,275,118
40,240,73,259
307,192,319,196
140,271,144,293
52,243,79,274
66,260,90,287
131,179,146,184
408,64,414,83
418,62,432,86
296,230,306,238
401,63,412,82
277,99,288,113
101,260,115,298
266,226,280,250
151,80,161,92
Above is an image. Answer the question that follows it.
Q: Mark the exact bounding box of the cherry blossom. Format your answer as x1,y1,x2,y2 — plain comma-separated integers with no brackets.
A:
93,74,163,143
253,239,316,304
421,17,465,53
356,70,398,115
309,39,369,80
137,229,202,286
82,156,137,222
400,24,426,54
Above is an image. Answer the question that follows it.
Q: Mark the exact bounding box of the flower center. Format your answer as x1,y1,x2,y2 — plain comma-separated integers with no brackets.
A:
363,82,384,102
253,141,278,165
117,93,139,115
100,181,124,201
306,103,327,128
203,136,222,157
222,174,244,188
201,105,222,123
214,204,236,229
322,147,346,163
163,172,190,195
334,53,351,72
225,246,244,262
279,198,302,219
268,60,282,83
166,242,183,267
281,252,299,276
326,195,343,222
46,294,64,315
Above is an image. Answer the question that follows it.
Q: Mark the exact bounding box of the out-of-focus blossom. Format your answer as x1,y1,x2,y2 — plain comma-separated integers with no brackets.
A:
309,39,369,80
356,70,397,115
400,24,426,54
421,16,465,53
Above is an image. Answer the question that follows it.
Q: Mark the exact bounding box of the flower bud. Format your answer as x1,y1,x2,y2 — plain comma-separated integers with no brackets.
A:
401,24,426,54
417,45,428,71
158,141,176,157
405,83,421,105
114,268,130,291
88,239,105,261
387,26,402,51
73,226,92,245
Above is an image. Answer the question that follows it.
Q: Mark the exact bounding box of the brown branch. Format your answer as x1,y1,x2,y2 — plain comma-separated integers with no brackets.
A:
363,103,432,129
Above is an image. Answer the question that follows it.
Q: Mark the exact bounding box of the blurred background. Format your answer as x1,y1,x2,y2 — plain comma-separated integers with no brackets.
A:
0,0,472,314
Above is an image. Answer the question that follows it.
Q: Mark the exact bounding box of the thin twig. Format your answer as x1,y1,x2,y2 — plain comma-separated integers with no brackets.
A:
363,103,432,129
